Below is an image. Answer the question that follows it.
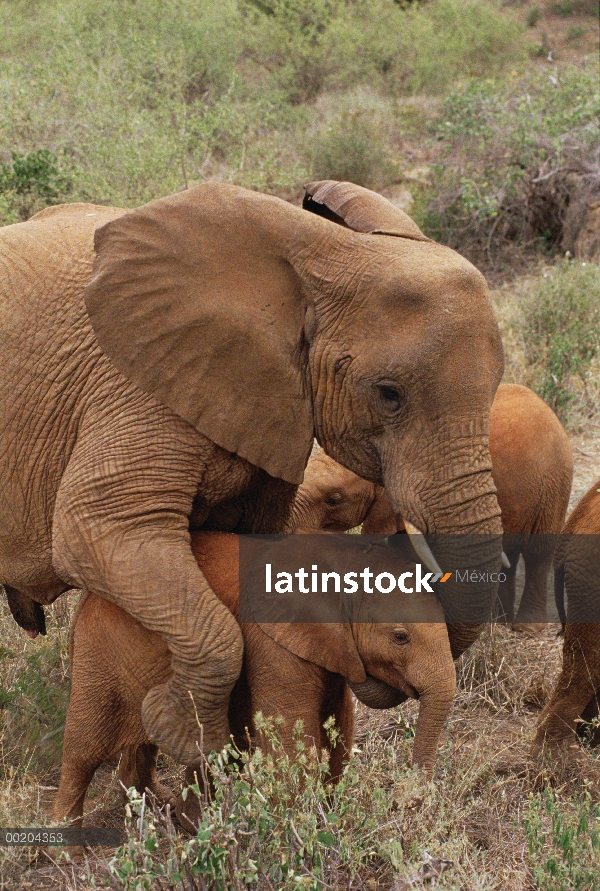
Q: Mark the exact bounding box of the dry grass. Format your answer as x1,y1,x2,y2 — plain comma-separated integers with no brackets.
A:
1,614,599,890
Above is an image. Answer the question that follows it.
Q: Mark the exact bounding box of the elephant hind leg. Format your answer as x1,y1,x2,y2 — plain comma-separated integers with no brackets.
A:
532,624,599,754
118,744,175,805
495,548,519,623
512,550,553,631
53,759,98,824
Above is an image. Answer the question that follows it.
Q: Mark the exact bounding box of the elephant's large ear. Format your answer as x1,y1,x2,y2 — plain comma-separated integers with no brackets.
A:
303,180,430,242
84,183,314,484
256,623,367,684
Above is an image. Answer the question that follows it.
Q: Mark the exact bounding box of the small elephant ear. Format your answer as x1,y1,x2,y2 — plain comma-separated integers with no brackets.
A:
84,183,315,484
257,622,367,684
303,180,430,242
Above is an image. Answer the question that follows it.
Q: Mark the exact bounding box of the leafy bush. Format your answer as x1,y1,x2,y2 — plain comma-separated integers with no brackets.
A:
0,0,530,212
108,716,443,890
523,788,600,890
0,150,73,224
424,62,600,270
241,0,526,103
379,0,526,96
516,260,600,423
551,0,599,16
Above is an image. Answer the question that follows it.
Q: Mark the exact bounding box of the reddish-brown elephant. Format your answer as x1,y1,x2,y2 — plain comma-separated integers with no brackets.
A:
532,480,600,760
0,180,503,784
53,532,456,827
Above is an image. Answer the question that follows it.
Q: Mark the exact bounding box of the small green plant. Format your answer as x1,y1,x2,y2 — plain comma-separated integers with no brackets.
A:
0,150,73,223
0,635,69,769
108,715,437,890
527,6,541,26
567,24,586,39
523,788,600,890
517,260,600,424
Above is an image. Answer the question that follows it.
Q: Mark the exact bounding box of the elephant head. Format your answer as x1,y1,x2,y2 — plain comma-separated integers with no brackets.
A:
262,591,456,776
288,450,379,532
84,180,504,659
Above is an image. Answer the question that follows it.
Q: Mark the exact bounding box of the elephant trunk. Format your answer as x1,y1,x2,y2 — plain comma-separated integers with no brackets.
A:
285,490,312,533
384,432,503,660
411,670,457,776
348,675,408,709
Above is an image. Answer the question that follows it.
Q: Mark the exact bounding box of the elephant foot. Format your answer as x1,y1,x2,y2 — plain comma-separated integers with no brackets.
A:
44,844,86,863
118,779,175,807
511,622,547,634
174,762,216,832
117,744,176,806
141,683,229,764
530,734,600,796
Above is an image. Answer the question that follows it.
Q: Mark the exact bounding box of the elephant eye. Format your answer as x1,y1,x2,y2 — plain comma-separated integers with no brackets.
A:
326,492,344,506
393,630,410,645
376,384,406,414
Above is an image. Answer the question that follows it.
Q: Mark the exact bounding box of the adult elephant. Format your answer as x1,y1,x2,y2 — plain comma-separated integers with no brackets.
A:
0,179,503,777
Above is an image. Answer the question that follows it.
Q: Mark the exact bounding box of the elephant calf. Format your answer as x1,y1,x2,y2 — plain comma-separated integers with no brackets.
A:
291,384,573,632
532,479,600,758
54,532,455,826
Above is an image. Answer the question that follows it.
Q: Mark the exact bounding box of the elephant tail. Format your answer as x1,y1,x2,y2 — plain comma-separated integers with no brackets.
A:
554,562,566,630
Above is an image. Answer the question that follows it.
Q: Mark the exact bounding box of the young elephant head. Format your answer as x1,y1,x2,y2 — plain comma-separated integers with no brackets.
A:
270,592,455,775
289,450,379,533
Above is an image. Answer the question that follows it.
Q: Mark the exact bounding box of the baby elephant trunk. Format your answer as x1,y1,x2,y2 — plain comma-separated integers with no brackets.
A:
411,668,457,776
348,676,407,709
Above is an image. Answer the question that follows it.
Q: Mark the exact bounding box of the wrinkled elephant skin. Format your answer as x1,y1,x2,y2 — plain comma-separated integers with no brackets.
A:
0,181,502,766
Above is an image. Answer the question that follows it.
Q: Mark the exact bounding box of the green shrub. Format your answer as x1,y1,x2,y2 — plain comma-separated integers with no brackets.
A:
380,0,526,96
240,0,526,103
0,150,73,224
108,716,444,890
308,109,398,189
0,635,69,770
0,0,530,212
523,788,600,890
516,260,600,424
424,61,600,269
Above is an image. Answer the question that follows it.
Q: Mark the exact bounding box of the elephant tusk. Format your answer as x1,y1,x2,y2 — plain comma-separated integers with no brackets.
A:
403,520,443,576
501,551,511,569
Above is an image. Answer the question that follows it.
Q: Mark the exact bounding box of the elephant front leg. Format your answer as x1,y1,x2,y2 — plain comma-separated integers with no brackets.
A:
55,523,243,764
326,683,354,784
52,412,244,769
